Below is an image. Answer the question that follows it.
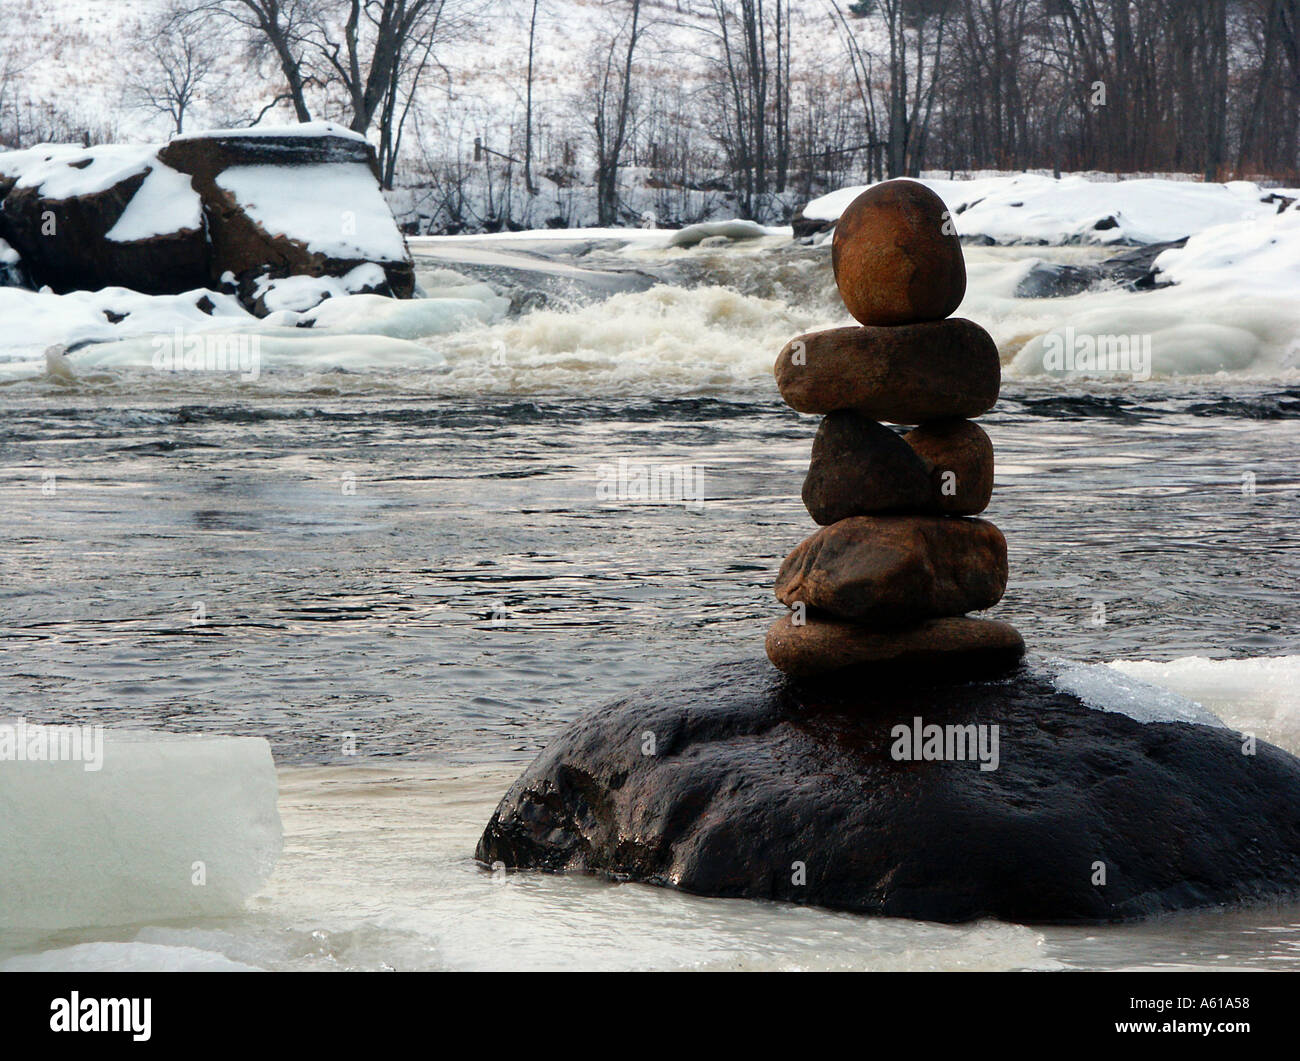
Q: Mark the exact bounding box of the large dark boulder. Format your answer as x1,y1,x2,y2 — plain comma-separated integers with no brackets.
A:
158,127,414,306
0,148,208,294
0,125,413,312
477,657,1300,923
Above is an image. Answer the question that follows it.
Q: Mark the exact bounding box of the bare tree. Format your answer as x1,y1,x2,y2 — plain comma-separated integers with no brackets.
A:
524,0,541,196
589,0,644,226
128,13,218,135
183,0,316,122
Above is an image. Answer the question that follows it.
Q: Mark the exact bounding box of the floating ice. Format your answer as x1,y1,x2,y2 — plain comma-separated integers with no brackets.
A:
1052,661,1227,728
0,942,260,972
294,287,508,337
668,219,771,247
0,726,282,931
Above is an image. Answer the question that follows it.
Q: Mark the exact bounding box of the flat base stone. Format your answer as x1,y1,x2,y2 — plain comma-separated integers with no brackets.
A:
477,657,1300,924
766,613,1024,677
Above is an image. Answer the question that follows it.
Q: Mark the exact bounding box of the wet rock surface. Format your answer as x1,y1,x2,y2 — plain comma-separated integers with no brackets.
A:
477,657,1300,924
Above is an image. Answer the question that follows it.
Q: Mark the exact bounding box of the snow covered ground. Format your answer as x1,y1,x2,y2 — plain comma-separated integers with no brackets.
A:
803,174,1299,246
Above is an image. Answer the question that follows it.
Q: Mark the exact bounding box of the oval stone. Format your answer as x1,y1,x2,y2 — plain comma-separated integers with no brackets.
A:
774,515,1008,626
832,179,966,326
903,419,995,516
802,413,932,524
774,319,1000,424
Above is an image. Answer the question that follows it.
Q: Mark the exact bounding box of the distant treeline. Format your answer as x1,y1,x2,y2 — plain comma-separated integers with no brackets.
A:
3,1,1297,230
886,0,1300,183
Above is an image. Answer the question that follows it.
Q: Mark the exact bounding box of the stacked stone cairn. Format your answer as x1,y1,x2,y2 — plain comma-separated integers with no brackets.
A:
766,179,1025,679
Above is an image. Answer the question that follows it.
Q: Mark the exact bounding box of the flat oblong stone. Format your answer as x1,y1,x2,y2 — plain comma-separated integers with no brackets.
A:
775,515,1008,626
832,179,967,326
774,319,1000,424
903,419,995,516
766,613,1024,678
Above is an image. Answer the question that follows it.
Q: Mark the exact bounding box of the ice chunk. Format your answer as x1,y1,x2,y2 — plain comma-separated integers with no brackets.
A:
296,289,509,337
0,942,261,972
668,219,770,247
1052,661,1228,728
1109,656,1300,756
0,725,282,930
254,263,389,314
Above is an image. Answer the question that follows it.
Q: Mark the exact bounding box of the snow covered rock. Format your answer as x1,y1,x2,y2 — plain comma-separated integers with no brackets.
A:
0,122,413,314
157,123,414,310
1151,201,1300,295
0,144,207,294
803,175,1289,247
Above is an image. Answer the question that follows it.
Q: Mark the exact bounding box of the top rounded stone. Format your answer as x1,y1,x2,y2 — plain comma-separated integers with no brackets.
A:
832,179,966,326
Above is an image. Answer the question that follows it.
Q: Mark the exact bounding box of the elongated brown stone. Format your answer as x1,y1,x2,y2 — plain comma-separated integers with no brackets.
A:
765,613,1024,678
832,180,966,326
774,319,1000,424
903,419,995,517
775,515,1008,626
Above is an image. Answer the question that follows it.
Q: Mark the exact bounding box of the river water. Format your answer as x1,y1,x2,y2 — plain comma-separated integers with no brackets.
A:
1,234,1299,969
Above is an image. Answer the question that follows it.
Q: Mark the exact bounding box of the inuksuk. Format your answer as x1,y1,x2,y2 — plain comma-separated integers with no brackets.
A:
765,179,1024,678
477,179,1300,925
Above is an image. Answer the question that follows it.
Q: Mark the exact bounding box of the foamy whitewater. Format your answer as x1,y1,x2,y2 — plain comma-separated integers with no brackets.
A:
2,206,1299,970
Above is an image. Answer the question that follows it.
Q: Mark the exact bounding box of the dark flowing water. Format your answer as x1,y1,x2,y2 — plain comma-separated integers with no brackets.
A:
3,234,1300,970
4,385,1298,765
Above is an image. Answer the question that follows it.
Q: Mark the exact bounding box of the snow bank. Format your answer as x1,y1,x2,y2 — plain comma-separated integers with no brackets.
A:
217,163,408,261
0,267,506,373
1152,203,1300,295
804,175,1286,246
0,726,281,930
0,286,253,361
